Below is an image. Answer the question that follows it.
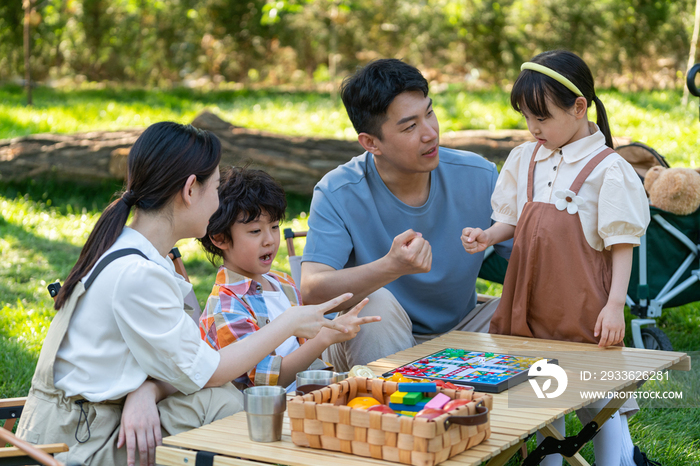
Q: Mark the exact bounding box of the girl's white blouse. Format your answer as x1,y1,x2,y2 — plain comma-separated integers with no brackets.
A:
491,126,650,251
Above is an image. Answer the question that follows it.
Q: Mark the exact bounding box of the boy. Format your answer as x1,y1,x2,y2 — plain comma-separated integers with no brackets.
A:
199,167,379,389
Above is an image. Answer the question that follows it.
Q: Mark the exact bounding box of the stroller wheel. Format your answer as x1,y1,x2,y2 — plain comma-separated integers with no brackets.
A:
640,327,673,351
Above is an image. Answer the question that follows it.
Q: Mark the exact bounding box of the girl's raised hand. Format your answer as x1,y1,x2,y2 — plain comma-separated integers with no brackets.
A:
324,298,381,344
461,227,490,254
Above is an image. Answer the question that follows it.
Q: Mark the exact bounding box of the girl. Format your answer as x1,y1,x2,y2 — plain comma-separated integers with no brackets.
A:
17,122,372,466
461,50,650,465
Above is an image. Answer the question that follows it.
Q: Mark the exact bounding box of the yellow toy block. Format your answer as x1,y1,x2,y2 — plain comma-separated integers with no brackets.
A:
390,391,407,404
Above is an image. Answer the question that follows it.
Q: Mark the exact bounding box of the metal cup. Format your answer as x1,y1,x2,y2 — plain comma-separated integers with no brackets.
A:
295,370,338,388
294,370,348,395
243,386,286,442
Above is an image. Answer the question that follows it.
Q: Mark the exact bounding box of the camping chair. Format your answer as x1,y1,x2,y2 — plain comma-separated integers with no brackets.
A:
284,229,340,319
0,427,66,466
284,229,307,285
616,142,700,350
1,398,68,465
477,246,508,292
168,247,202,321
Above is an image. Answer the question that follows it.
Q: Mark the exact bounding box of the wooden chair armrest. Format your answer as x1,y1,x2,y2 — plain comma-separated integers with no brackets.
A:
0,443,69,458
0,428,66,466
0,397,26,432
0,398,26,410
284,229,307,257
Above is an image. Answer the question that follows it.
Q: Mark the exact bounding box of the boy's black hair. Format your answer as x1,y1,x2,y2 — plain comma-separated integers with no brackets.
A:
199,166,287,265
340,58,429,140
510,49,613,148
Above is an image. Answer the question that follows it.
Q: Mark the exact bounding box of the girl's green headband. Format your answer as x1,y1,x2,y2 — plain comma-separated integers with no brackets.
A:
520,62,583,97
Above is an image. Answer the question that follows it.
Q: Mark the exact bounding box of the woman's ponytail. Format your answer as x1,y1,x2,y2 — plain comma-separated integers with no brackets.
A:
53,197,132,310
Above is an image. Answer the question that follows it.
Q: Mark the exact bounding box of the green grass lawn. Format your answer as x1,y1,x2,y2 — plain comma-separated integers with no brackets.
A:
1,84,699,168
1,86,699,463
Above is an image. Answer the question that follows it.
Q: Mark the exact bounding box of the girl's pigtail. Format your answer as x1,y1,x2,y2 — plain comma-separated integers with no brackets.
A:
53,198,132,310
593,95,614,148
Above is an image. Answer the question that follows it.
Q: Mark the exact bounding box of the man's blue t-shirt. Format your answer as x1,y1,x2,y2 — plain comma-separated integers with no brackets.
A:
303,147,509,335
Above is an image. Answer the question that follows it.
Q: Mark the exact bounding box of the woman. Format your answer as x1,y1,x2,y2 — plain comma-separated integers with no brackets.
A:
17,122,365,466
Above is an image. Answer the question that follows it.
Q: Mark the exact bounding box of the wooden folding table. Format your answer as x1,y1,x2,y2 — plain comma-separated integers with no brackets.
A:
156,331,690,466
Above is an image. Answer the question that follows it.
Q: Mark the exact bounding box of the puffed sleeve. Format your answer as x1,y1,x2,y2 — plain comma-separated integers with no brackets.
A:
113,262,220,395
491,144,525,226
303,185,353,270
598,160,651,248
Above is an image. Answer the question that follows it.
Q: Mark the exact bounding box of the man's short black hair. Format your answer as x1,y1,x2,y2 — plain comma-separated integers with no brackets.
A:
199,166,287,266
340,58,429,140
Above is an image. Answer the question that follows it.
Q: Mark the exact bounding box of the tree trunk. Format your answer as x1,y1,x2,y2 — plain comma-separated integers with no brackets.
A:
23,0,33,106
0,110,578,195
683,0,700,106
0,130,142,182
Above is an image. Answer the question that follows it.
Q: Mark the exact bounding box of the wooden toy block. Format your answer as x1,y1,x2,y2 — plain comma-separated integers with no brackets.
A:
398,382,436,393
389,400,427,412
389,391,406,404
424,393,450,410
402,392,422,405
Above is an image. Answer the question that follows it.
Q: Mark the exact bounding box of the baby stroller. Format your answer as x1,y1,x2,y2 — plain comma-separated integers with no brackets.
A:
479,142,698,351
617,142,700,351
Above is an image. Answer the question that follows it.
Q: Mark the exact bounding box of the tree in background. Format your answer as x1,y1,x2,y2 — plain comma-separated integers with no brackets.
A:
0,0,695,90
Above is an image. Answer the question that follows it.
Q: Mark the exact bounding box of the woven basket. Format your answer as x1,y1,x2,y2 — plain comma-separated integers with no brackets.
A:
288,376,492,466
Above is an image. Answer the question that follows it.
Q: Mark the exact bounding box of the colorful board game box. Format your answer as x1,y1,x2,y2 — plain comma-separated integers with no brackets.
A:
382,348,556,393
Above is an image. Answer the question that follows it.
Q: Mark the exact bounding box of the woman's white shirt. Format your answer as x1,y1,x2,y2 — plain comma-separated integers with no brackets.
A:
491,126,650,251
54,227,220,401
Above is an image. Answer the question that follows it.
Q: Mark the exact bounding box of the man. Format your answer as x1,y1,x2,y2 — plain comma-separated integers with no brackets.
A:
301,59,511,371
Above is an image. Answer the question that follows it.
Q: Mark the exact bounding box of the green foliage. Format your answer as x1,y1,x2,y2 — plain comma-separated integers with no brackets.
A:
0,0,696,88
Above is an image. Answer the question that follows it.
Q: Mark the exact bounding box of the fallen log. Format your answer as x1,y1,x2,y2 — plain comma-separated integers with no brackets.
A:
188,111,367,195
4,110,631,195
0,130,142,182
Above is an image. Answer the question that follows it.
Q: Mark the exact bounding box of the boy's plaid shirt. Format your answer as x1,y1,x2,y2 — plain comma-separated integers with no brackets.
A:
199,266,304,388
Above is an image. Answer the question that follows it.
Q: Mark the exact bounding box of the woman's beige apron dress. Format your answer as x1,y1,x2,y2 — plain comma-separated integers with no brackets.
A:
490,145,619,345
17,251,243,466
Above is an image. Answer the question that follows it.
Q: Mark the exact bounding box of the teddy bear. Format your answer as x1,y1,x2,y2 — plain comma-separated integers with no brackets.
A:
643,165,700,216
